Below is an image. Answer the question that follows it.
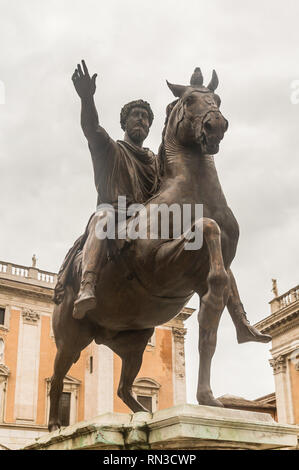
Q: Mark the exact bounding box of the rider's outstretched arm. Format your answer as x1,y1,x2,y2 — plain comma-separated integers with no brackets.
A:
81,94,99,140
72,60,113,152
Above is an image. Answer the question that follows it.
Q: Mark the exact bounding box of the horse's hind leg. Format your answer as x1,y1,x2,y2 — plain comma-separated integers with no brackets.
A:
196,218,229,407
48,347,79,432
108,328,154,413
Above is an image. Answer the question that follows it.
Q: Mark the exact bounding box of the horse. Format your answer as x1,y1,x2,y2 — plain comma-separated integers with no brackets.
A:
48,68,255,431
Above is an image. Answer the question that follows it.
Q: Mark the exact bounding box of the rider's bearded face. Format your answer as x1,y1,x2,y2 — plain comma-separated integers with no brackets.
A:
125,107,150,145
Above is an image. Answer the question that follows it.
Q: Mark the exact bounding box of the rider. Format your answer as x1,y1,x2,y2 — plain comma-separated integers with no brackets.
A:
71,61,160,319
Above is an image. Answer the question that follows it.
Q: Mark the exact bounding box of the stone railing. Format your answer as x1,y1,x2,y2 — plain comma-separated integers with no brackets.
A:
270,285,299,314
0,261,57,285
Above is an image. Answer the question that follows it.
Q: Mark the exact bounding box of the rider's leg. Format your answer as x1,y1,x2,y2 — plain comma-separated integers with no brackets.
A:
226,268,271,344
73,215,107,320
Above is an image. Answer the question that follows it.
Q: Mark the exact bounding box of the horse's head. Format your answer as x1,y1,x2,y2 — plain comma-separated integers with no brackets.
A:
165,68,228,155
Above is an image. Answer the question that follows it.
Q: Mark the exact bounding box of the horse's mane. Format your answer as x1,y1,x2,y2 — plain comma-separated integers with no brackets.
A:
158,99,179,177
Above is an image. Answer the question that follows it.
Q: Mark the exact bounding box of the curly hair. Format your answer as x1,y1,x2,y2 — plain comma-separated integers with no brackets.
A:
120,99,154,131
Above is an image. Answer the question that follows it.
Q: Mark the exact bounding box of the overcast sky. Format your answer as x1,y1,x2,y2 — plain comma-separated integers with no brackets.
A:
0,0,298,404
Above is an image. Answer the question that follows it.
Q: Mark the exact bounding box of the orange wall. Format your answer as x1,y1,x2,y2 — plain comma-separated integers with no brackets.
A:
36,315,56,424
113,328,174,413
2,308,87,426
1,308,21,423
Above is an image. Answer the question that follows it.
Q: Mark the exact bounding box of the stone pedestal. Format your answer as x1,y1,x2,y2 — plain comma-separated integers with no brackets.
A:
23,404,298,450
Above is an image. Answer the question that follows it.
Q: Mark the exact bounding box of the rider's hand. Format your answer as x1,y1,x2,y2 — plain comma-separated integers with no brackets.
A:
72,60,97,99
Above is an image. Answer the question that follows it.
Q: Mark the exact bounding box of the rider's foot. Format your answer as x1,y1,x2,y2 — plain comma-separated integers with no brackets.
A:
234,311,272,344
73,272,97,320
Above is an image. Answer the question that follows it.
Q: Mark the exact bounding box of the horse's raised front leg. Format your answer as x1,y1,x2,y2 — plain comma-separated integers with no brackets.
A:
196,218,229,407
108,328,154,413
226,269,272,344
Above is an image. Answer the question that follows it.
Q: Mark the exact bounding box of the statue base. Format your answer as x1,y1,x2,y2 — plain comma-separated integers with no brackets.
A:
23,404,298,450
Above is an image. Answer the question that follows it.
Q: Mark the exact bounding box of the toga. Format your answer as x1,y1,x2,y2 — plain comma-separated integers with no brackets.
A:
53,126,161,304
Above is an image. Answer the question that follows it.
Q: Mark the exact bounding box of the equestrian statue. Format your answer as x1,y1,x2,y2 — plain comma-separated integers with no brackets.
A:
48,61,271,431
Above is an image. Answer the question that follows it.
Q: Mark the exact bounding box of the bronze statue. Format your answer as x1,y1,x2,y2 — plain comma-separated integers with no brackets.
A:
48,63,271,431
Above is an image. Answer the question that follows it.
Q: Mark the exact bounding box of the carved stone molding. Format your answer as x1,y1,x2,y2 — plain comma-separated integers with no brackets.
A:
0,364,10,381
255,310,299,337
172,327,187,343
22,308,40,325
269,355,287,375
132,378,161,412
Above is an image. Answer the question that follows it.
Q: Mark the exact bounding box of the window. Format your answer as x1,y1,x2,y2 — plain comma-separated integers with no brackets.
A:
46,375,81,428
58,392,71,427
133,378,161,413
0,309,5,326
90,356,93,374
137,395,152,412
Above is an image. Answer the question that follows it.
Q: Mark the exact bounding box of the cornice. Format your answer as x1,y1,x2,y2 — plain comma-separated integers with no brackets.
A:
0,278,54,301
254,309,299,337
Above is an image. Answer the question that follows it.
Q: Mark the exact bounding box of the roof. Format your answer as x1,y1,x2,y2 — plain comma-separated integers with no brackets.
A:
217,394,276,410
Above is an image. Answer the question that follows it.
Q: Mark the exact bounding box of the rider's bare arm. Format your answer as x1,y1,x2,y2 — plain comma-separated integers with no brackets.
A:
72,60,115,153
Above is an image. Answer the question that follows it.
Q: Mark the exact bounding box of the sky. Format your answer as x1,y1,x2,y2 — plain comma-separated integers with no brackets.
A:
0,0,298,404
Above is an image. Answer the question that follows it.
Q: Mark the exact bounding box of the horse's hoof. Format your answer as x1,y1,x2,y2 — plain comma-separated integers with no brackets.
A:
237,324,272,344
48,423,60,433
197,391,224,408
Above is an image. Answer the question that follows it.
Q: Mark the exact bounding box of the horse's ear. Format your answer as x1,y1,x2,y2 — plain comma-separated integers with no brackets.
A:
166,80,187,98
207,70,219,92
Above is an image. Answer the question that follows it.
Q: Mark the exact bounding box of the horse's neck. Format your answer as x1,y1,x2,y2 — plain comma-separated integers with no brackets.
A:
162,141,226,207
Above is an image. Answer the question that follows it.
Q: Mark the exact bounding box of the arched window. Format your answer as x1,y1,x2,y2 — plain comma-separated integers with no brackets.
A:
46,375,81,427
132,377,161,413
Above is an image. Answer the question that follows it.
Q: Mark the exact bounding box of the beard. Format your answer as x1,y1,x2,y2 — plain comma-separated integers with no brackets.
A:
127,125,149,144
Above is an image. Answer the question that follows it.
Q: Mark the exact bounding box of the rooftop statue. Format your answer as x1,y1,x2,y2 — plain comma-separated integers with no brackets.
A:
48,62,271,431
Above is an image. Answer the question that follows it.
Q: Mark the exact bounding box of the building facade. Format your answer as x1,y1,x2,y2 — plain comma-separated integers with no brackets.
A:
0,259,193,449
254,282,299,425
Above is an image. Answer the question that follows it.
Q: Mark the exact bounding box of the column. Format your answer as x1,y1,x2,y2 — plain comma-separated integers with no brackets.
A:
172,327,187,405
270,354,294,424
14,309,41,422
0,365,10,422
84,344,114,420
